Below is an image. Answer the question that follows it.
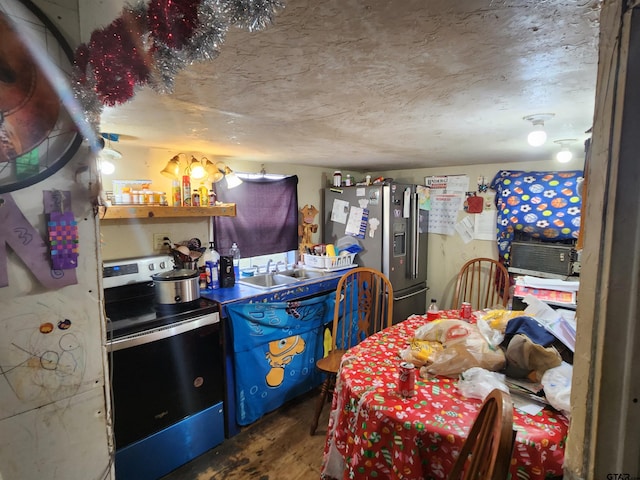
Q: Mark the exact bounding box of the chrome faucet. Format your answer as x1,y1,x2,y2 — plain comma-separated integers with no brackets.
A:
265,259,273,273
275,260,286,272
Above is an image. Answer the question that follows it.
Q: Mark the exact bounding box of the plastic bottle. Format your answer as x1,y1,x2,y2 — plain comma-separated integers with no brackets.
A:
427,298,440,321
203,242,220,289
333,171,342,187
229,242,241,278
199,183,209,206
172,180,181,206
181,175,191,206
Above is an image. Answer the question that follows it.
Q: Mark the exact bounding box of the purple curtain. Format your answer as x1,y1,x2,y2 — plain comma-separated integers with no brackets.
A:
213,176,298,258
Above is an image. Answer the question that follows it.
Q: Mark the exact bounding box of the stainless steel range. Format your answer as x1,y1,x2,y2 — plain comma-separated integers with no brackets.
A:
103,256,224,480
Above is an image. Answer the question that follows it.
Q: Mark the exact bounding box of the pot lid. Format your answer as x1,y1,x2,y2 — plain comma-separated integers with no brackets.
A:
151,269,198,281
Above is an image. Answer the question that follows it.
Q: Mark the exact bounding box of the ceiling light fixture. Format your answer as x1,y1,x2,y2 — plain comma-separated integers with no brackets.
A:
100,133,122,159
523,113,555,147
223,166,243,189
97,133,122,175
160,154,183,178
160,154,242,188
97,157,116,175
202,157,226,183
187,156,206,179
554,139,576,163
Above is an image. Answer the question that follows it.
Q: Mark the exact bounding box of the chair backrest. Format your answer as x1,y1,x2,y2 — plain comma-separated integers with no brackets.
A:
449,389,515,480
452,257,510,310
330,267,393,352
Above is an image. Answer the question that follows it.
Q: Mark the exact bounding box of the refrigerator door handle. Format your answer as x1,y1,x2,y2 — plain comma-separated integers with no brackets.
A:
410,192,420,279
394,286,429,301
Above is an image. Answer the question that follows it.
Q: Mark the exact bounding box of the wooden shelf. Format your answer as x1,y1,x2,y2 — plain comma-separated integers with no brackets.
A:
99,203,236,220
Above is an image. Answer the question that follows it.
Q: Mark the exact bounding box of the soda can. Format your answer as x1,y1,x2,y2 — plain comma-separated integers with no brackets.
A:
460,302,472,320
398,361,416,397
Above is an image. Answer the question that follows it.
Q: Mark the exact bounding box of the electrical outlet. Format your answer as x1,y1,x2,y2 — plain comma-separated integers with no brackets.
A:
153,233,170,251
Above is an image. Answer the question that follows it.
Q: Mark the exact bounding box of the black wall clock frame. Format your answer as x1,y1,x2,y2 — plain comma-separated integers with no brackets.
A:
0,0,83,194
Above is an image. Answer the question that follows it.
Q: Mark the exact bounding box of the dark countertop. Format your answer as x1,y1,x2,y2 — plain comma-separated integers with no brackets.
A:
199,269,349,315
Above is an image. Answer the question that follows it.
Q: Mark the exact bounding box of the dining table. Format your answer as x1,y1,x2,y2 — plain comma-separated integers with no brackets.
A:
321,310,569,480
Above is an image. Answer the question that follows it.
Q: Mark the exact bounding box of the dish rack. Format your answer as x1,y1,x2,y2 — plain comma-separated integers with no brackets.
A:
303,253,355,271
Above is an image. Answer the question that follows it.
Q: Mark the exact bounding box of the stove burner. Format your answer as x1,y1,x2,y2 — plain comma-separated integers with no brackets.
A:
154,299,202,314
105,291,217,339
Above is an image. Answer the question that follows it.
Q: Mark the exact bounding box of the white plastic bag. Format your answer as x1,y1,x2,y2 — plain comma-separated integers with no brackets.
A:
457,367,509,401
541,361,572,417
476,316,504,348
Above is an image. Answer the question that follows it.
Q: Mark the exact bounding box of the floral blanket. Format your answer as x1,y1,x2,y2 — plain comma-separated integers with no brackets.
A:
491,170,583,262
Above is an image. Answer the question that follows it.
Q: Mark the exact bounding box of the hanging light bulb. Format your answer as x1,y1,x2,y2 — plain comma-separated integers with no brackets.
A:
554,139,576,163
98,156,115,174
188,156,206,179
523,113,555,147
97,133,121,174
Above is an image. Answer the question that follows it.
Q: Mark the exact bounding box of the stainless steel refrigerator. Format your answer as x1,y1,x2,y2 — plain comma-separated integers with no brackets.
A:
323,183,429,324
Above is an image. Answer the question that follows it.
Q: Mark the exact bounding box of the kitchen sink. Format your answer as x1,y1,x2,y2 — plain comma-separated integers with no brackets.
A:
237,269,329,290
279,269,327,280
237,273,300,290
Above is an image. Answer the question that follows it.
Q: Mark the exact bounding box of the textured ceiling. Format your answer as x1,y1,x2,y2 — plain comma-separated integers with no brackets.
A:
98,0,601,171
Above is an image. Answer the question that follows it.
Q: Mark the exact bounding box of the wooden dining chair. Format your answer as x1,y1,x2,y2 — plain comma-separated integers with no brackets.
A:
452,257,511,310
309,267,393,435
448,389,515,480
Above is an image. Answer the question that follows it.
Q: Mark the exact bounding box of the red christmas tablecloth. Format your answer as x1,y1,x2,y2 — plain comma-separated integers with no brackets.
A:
321,312,568,480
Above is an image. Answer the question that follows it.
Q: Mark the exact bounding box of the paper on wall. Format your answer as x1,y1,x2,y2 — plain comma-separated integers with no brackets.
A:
455,216,474,244
425,174,469,210
474,209,497,241
330,199,349,223
427,193,459,235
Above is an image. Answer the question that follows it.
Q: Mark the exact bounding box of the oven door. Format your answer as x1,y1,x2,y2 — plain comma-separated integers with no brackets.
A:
107,312,224,479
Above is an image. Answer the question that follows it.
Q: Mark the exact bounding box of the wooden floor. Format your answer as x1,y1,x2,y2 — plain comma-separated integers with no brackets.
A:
160,389,331,480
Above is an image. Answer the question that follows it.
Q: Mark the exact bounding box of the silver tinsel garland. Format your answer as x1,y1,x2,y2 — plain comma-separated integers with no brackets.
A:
75,0,285,136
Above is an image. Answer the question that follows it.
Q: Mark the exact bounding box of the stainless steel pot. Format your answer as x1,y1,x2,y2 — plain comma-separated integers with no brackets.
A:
151,269,200,304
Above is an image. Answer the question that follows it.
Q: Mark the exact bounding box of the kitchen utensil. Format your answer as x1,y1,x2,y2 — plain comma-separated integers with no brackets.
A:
151,269,200,304
189,250,203,261
187,238,202,250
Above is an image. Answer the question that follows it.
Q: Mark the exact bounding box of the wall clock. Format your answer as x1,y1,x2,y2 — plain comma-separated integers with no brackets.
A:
0,0,82,194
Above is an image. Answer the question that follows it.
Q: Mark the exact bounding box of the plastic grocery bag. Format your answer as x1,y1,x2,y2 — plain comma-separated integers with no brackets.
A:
541,361,572,417
415,319,506,378
399,338,444,367
457,367,509,401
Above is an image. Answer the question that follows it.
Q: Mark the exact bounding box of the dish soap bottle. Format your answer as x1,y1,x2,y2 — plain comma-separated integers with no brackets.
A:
427,298,440,321
229,242,241,279
203,242,220,289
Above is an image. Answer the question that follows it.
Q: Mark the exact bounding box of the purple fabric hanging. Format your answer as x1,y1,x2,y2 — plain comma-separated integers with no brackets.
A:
213,176,298,258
